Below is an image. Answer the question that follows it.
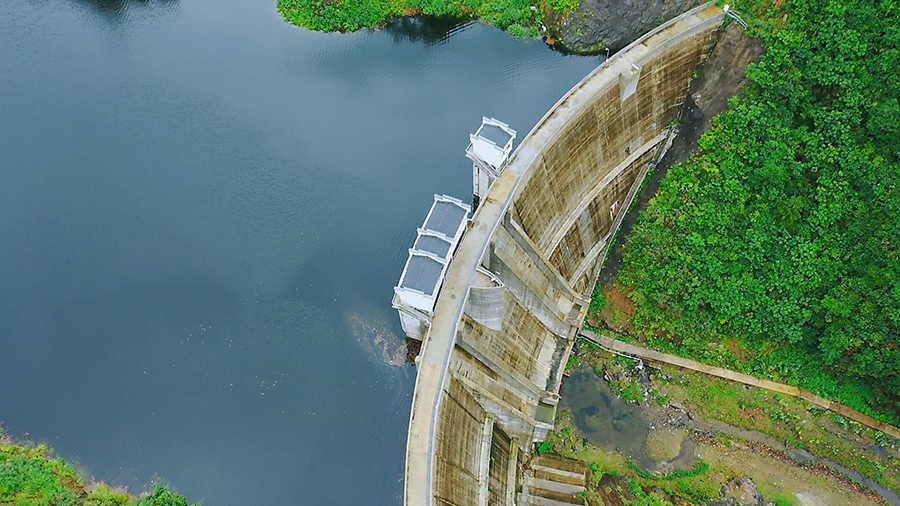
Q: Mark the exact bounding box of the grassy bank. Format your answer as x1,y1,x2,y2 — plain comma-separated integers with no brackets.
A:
542,411,884,506
0,433,197,506
564,341,900,497
276,0,578,35
598,0,900,426
540,417,726,506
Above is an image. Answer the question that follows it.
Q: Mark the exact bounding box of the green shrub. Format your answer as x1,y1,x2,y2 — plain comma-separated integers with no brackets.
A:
626,460,709,482
278,0,540,32
136,487,196,506
547,0,578,14
506,23,530,38
618,0,900,425
534,441,554,455
85,485,130,506
0,452,82,506
0,439,197,506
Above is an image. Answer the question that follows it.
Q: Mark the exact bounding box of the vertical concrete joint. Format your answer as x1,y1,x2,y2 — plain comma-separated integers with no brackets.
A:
506,438,519,506
478,413,495,506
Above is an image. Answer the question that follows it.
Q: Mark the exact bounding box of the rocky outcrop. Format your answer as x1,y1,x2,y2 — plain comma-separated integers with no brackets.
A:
714,477,775,506
689,21,764,119
543,0,705,54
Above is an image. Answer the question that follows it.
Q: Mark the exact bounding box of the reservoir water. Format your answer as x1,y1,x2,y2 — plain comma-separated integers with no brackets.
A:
0,1,597,505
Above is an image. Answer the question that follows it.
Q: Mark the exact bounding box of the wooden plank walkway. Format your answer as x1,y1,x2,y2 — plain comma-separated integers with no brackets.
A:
579,330,900,440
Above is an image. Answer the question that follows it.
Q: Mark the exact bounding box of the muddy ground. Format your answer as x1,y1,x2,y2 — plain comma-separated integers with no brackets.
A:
544,345,900,506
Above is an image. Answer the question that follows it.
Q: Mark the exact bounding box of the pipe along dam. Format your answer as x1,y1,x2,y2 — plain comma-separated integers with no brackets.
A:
393,4,726,505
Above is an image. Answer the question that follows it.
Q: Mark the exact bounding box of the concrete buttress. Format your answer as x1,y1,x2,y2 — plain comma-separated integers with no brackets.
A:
404,4,726,506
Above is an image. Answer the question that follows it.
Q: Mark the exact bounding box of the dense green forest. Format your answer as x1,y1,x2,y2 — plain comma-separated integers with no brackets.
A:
0,436,197,506
276,0,572,35
616,0,900,423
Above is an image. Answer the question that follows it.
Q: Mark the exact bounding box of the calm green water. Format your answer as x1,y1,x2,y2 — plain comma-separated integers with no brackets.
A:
0,1,597,505
560,369,653,467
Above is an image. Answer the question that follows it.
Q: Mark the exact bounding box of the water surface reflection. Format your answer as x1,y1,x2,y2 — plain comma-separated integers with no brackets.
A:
0,2,598,504
560,369,654,469
70,0,179,22
383,16,471,45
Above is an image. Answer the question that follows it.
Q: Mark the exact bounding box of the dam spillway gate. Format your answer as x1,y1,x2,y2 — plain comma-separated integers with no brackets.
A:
397,4,727,505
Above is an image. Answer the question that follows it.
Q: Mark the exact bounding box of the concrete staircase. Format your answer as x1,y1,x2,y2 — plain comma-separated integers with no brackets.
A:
520,454,587,506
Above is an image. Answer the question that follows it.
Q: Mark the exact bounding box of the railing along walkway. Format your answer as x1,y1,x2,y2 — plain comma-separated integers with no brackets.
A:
579,330,900,440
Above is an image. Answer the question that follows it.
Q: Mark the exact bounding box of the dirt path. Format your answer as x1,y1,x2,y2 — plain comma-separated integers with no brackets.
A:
695,434,889,506
549,398,893,506
692,420,900,505
579,330,900,441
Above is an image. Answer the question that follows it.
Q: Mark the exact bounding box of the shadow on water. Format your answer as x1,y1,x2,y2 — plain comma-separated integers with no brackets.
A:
560,369,655,469
286,245,393,309
382,16,472,45
70,0,179,22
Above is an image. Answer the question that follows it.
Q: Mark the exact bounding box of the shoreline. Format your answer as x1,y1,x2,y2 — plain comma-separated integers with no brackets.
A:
0,431,198,506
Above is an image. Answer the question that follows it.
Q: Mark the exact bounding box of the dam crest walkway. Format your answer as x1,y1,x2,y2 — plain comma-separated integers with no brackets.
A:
405,4,727,505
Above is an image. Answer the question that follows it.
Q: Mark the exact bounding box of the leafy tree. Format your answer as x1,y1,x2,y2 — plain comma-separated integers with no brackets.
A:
616,0,900,423
276,0,545,34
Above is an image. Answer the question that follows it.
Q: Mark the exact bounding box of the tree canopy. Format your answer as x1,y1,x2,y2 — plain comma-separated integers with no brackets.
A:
618,0,900,422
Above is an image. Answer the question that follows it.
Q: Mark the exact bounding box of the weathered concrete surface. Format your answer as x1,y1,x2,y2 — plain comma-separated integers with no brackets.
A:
521,455,587,506
543,0,705,54
579,330,900,440
600,23,763,286
404,4,725,506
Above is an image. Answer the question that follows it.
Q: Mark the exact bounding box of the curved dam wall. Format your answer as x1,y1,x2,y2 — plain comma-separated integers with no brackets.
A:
404,4,725,506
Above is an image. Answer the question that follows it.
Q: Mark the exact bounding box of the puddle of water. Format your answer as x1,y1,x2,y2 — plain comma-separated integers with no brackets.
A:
560,372,900,505
560,368,655,469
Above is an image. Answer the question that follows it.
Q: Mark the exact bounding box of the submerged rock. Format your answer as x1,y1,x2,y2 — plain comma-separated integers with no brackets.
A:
644,428,687,461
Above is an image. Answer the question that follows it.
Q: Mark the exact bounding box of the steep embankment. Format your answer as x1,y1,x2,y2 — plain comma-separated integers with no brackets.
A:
597,20,764,287
603,0,900,425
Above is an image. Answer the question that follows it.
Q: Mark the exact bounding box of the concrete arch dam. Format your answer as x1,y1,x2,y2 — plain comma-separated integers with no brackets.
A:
404,4,725,506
